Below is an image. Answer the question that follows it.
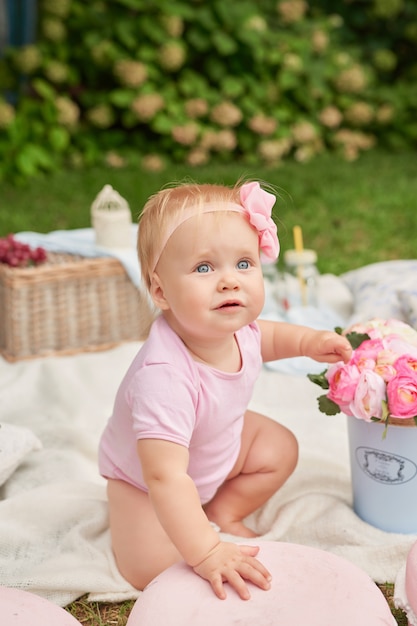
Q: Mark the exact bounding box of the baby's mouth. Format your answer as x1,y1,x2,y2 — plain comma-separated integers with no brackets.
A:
217,301,241,309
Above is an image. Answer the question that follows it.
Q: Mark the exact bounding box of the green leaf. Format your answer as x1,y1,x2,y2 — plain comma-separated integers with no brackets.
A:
27,144,55,168
221,76,245,98
205,58,226,82
278,71,299,90
317,395,341,416
194,7,217,30
307,370,329,389
121,110,139,128
186,27,212,53
15,143,54,176
136,45,157,64
16,150,37,177
345,331,370,349
178,69,210,98
211,31,238,56
48,127,70,152
139,16,166,44
151,113,174,134
31,78,56,101
165,3,195,19
113,0,145,10
115,22,138,50
109,89,135,107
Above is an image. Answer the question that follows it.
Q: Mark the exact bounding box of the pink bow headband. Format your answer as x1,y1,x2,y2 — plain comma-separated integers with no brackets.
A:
240,181,279,262
151,181,279,272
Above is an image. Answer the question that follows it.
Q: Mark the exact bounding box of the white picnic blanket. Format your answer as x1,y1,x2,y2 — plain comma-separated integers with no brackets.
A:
0,344,416,607
1,260,417,607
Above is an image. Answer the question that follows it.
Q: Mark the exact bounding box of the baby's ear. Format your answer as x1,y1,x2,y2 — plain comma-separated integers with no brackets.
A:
150,273,169,310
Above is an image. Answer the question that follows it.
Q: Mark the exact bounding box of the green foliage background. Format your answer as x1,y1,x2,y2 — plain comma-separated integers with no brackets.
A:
0,0,416,183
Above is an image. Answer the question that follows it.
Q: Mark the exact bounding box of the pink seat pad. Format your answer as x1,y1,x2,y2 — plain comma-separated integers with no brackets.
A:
406,541,417,618
0,586,81,625
128,540,395,626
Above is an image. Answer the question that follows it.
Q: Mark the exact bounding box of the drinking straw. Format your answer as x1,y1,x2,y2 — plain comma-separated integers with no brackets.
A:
293,225,307,306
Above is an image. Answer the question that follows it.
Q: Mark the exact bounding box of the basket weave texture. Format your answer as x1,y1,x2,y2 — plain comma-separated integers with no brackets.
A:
0,253,154,362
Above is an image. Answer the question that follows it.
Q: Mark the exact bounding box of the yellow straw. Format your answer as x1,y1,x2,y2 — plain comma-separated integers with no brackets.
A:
293,225,304,252
293,225,307,306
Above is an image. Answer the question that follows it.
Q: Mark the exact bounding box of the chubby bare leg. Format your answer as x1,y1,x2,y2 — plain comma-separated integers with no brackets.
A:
107,478,183,590
203,410,298,537
107,411,298,587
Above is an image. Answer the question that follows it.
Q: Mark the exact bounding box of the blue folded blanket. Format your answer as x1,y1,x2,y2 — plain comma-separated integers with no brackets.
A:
15,226,143,290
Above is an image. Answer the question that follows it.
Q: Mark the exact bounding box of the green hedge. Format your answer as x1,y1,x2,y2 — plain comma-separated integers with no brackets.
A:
0,0,416,183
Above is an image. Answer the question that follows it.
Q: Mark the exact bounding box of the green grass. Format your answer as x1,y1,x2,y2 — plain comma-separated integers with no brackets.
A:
1,149,416,275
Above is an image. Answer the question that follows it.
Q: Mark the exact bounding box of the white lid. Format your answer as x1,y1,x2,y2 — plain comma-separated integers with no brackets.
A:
284,249,317,266
91,184,130,214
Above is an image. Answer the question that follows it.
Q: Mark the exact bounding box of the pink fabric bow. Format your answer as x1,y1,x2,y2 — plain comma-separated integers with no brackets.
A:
240,182,279,261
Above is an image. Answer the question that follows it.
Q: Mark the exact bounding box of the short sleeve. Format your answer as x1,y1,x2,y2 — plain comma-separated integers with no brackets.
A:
126,363,199,448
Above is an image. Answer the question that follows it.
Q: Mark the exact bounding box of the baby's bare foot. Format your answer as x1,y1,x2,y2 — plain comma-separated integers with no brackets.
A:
216,520,258,538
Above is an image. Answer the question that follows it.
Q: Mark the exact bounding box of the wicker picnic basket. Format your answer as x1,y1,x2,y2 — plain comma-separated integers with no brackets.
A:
0,253,155,362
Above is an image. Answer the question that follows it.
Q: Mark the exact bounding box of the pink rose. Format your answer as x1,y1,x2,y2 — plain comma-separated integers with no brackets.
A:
383,319,417,346
345,321,372,335
310,319,417,426
374,353,397,382
350,370,386,422
347,319,389,340
383,335,417,358
351,338,385,372
394,354,417,373
326,362,360,415
387,355,417,419
347,319,417,344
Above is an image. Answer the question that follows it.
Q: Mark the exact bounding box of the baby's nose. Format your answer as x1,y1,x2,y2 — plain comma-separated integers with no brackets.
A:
219,270,239,290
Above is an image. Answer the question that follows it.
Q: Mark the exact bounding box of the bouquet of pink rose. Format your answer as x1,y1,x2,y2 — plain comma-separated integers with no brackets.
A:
308,318,417,427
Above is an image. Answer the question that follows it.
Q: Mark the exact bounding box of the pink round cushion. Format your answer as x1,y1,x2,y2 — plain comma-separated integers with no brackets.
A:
127,540,395,626
406,541,417,618
0,586,81,626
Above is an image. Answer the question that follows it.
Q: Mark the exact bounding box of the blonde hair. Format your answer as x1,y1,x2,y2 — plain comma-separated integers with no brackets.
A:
138,181,243,291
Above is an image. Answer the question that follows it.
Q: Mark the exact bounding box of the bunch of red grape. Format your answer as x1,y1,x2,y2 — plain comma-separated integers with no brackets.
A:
0,234,47,268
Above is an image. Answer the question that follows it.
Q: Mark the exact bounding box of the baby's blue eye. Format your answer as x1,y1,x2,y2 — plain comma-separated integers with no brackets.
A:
237,260,250,270
196,263,210,273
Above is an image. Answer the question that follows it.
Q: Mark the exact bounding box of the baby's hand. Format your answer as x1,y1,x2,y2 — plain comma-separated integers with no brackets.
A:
192,541,271,600
303,330,352,364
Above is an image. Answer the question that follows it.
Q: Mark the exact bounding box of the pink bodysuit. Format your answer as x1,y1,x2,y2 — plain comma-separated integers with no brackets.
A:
98,315,262,504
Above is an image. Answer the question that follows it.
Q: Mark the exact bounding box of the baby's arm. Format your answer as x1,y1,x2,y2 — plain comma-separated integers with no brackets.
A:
138,438,271,600
258,319,352,364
